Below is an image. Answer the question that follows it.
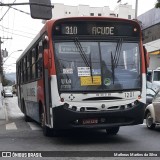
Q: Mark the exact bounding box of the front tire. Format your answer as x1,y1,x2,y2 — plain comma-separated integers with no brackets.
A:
146,112,156,129
24,115,32,122
41,111,57,137
106,127,119,135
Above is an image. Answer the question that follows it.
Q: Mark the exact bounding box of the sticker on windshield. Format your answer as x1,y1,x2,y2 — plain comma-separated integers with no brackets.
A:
59,45,90,54
61,85,71,89
104,78,111,86
80,76,101,86
61,79,71,85
92,69,101,75
78,67,91,77
63,68,73,74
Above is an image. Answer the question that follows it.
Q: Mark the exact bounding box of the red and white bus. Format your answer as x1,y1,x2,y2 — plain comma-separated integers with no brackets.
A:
16,17,148,136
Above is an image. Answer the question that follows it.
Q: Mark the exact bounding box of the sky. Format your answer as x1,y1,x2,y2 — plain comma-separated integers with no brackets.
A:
0,0,158,73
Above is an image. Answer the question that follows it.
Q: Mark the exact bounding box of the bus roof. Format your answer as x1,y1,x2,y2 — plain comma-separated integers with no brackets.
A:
16,16,141,63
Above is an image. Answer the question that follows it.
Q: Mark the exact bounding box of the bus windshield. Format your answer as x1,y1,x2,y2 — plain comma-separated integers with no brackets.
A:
54,40,141,92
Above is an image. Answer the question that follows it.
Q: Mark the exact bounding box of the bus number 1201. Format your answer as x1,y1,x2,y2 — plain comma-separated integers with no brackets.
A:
125,92,134,98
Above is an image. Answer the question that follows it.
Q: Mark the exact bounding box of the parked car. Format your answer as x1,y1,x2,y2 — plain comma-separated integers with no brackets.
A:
12,84,17,94
147,68,160,91
145,89,160,129
4,89,13,98
146,88,156,107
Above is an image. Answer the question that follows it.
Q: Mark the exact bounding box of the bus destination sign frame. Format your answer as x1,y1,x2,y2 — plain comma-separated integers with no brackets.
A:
53,21,139,37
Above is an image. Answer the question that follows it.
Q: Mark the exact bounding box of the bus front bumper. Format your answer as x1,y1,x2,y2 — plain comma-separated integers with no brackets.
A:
52,102,145,130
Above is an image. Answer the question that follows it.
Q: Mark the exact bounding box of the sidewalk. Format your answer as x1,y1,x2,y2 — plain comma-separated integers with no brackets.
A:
0,83,6,120
0,96,6,120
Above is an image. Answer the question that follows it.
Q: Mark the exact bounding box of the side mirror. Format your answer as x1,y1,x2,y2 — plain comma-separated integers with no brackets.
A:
29,0,53,20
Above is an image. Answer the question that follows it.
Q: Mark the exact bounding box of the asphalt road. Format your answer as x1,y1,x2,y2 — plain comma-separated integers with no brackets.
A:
0,97,160,160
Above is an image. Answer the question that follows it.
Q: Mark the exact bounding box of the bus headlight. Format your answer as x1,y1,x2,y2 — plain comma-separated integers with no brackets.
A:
72,106,77,111
120,105,125,110
80,107,85,112
63,103,69,108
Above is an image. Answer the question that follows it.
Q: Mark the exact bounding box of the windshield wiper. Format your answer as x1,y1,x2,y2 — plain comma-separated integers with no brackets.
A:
74,37,90,67
111,51,115,84
74,37,93,82
111,39,123,84
110,39,123,84
114,38,123,68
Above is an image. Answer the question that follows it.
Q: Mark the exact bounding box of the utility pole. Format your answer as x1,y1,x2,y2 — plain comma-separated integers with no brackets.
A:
0,37,12,110
0,37,3,82
0,37,3,103
0,37,12,83
135,0,138,19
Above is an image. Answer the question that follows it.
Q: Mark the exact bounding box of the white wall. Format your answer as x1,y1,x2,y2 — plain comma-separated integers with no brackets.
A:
89,7,103,16
149,54,160,70
77,5,90,16
114,5,135,19
52,3,65,19
144,33,160,70
103,6,111,16
51,3,135,19
145,39,160,53
64,5,78,17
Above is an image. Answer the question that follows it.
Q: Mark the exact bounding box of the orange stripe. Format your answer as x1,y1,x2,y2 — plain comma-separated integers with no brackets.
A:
150,50,160,55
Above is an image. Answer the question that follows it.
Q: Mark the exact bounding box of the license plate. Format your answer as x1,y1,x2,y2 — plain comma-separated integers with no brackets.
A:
82,118,98,125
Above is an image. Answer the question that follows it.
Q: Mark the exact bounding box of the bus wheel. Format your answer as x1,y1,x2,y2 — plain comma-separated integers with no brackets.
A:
146,112,156,129
41,112,57,137
24,114,32,122
106,127,119,135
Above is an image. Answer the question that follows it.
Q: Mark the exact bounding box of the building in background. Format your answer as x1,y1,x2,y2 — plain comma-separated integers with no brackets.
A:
114,4,135,19
51,3,135,19
138,8,160,70
49,3,160,70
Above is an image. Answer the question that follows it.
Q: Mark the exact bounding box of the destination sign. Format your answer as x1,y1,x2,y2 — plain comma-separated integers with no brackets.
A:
62,26,115,35
53,21,140,37
92,27,115,35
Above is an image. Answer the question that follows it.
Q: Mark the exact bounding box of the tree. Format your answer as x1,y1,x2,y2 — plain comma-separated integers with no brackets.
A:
2,75,14,86
155,0,160,8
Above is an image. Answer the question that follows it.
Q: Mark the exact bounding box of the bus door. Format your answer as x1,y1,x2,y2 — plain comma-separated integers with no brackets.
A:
17,63,23,110
43,47,52,126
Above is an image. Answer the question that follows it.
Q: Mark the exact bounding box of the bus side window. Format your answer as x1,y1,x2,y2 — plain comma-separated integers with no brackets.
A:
24,57,27,82
27,54,31,81
36,41,43,78
18,62,21,85
21,60,23,83
32,48,36,79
